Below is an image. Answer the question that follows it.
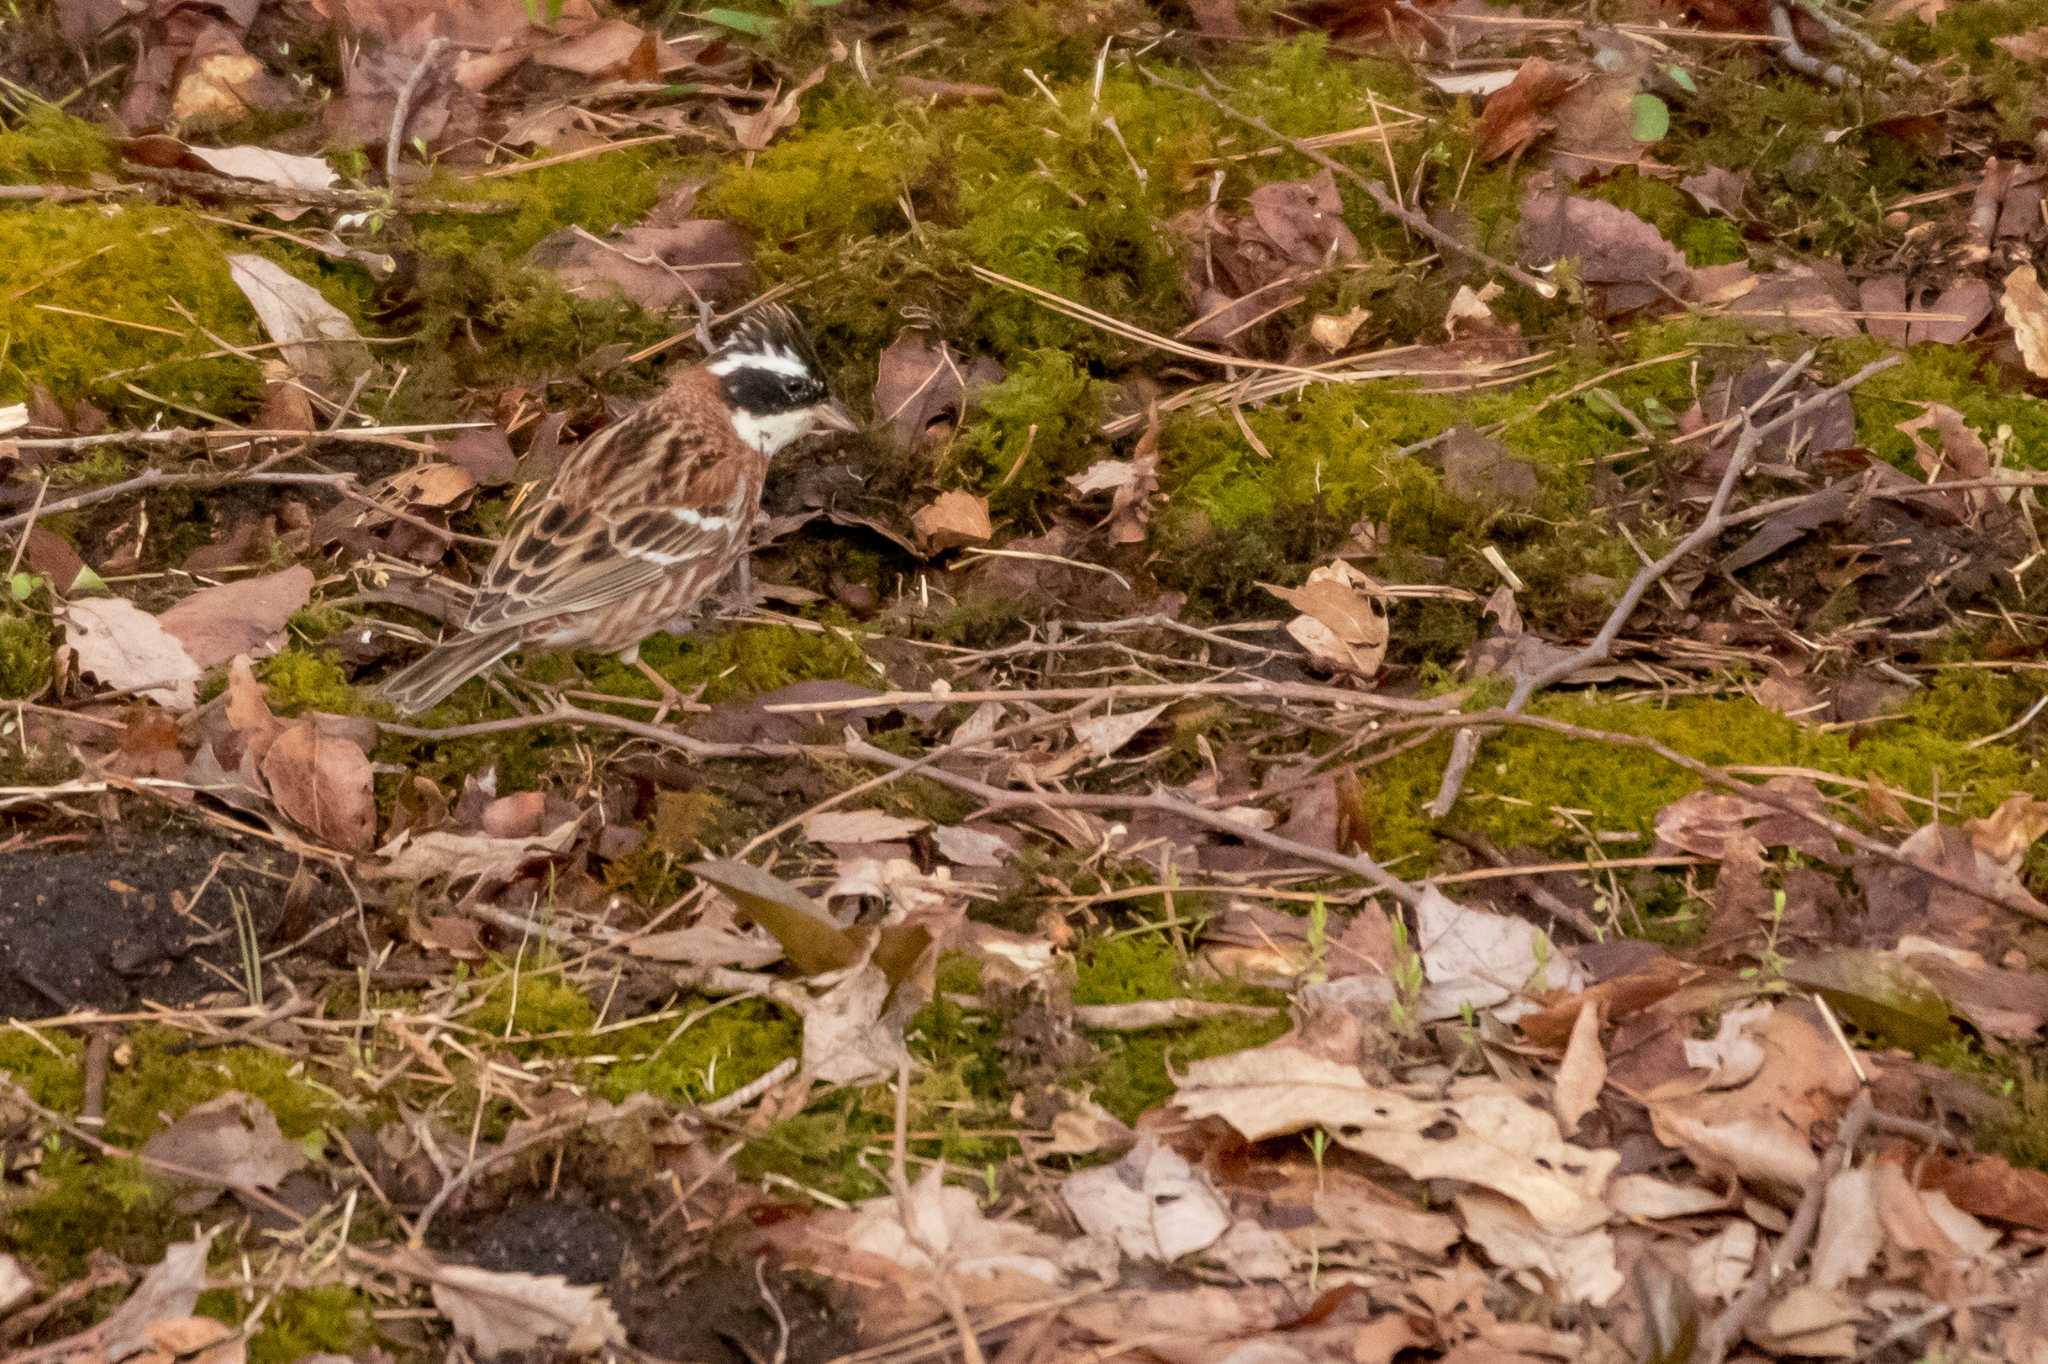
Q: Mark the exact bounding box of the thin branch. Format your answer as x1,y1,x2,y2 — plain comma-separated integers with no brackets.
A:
1697,1089,1873,1364
386,37,450,188
842,737,1426,907
8,419,484,453
760,681,1457,717
1147,70,1559,299
1425,352,1902,818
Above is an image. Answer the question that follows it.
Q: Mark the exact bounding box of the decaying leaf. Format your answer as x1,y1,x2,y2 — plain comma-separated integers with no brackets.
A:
66,597,203,711
1062,1139,1232,1262
2004,264,2048,379
261,718,376,852
99,1231,218,1362
873,330,999,450
1521,188,1689,318
803,809,930,844
156,565,314,669
910,490,993,553
226,254,370,388
140,1091,308,1196
1175,1042,1619,1233
1265,560,1389,678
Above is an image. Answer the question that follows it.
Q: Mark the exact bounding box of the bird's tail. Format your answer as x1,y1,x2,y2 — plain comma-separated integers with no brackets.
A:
379,630,522,715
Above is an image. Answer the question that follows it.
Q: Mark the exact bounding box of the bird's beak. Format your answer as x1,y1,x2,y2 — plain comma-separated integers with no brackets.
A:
813,399,861,435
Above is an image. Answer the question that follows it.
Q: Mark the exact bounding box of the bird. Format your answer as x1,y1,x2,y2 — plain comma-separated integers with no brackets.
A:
379,305,856,715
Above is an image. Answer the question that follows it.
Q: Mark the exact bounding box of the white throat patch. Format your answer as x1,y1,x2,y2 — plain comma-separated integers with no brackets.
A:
732,405,816,456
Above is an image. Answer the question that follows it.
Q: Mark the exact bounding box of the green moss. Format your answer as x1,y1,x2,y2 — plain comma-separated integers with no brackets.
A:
704,121,932,248
0,1030,84,1109
586,620,876,705
951,349,1106,514
0,109,115,184
592,998,799,1106
419,149,691,259
0,606,55,697
468,964,596,1045
1360,671,2044,871
102,1029,341,1145
5,1149,175,1277
1840,337,2048,470
256,648,365,716
0,204,268,407
1089,1014,1290,1122
198,1286,373,1364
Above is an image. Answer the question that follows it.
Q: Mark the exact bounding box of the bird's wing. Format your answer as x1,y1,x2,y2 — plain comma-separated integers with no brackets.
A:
464,399,752,633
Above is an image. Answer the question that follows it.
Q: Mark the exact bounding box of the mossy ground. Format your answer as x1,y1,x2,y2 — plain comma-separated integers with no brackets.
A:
6,0,2048,1348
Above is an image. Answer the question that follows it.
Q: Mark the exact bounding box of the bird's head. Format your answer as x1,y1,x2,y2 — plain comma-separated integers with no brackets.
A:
706,304,858,455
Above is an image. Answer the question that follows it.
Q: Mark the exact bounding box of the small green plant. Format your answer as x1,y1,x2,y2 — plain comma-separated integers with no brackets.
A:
1739,888,1794,982
1304,896,1329,987
1304,1127,1331,1293
1386,917,1426,1038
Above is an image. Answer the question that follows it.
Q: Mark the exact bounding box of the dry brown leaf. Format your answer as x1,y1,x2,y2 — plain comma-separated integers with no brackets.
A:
416,1252,627,1357
1072,702,1168,759
99,1232,217,1362
1474,56,1579,161
1811,1163,1884,1289
873,330,998,450
1265,560,1389,678
910,490,993,552
66,597,203,711
1646,1003,1861,1192
1553,998,1605,1134
261,718,376,852
1062,1139,1232,1261
139,1092,307,1195
804,809,931,844
1175,1044,1618,1232
1457,1190,1622,1305
226,255,370,389
801,962,913,1086
156,566,314,669
186,144,337,191
374,819,579,881
2004,264,2048,379
1914,1151,2048,1229
721,64,826,151
1309,306,1371,350
1995,26,2048,59
1686,1220,1757,1301
1521,188,1688,318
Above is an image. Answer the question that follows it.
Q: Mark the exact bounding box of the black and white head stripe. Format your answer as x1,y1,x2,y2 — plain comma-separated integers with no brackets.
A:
708,305,829,415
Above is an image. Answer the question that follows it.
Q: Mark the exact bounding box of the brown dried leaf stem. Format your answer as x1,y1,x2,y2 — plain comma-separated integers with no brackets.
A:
1424,352,1901,818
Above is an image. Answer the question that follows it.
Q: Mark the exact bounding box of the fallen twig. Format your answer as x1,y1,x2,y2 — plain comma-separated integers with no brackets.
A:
842,737,1427,908
761,681,1457,717
1424,352,1902,817
386,37,450,188
1697,1089,1873,1364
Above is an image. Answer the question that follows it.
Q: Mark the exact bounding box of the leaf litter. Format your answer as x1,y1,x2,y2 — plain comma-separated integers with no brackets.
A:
8,0,2048,1358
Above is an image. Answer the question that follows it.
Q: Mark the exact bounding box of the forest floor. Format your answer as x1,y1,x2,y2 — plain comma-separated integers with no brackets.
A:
4,0,2048,1360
